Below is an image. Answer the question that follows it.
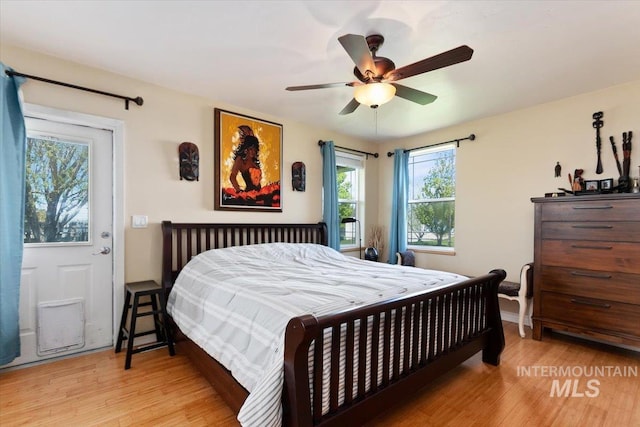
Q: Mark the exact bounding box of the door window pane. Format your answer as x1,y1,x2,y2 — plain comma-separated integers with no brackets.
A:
24,137,90,244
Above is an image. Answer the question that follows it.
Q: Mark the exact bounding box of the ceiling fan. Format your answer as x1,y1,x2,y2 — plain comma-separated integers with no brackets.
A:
286,34,474,115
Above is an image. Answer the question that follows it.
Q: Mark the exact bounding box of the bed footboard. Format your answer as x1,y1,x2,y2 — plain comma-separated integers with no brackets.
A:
283,269,506,427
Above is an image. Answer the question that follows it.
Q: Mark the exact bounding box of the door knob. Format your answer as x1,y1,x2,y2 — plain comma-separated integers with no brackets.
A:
92,246,111,255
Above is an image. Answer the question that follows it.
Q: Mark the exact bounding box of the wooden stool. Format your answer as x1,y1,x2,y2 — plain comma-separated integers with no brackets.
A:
115,280,175,369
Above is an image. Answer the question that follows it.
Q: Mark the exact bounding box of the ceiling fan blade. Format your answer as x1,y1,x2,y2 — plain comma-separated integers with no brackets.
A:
338,34,376,77
385,45,474,81
392,84,438,105
339,98,360,115
286,82,354,91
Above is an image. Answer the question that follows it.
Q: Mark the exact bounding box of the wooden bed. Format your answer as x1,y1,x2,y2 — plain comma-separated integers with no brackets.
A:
161,221,506,426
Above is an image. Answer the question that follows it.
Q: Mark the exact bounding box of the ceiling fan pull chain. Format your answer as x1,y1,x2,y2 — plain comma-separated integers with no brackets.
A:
375,108,378,136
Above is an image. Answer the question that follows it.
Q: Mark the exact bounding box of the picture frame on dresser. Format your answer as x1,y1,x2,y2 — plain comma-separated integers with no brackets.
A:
584,180,599,192
600,178,613,192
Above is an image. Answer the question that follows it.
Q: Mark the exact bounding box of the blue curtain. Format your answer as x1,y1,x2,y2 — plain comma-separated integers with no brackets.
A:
0,63,27,365
321,141,340,250
387,149,409,263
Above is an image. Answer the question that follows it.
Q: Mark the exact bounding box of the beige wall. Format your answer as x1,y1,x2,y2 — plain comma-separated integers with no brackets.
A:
377,79,640,283
1,44,377,284
3,43,639,295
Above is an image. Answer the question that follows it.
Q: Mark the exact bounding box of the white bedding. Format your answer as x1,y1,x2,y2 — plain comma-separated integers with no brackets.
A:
167,243,466,426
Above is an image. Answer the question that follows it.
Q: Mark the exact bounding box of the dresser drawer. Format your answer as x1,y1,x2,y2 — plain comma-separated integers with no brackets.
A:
540,240,640,274
540,199,638,222
541,221,640,243
540,292,640,337
539,266,640,305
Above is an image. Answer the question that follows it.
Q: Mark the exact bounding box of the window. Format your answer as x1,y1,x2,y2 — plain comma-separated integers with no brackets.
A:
407,144,455,250
23,136,90,244
337,151,364,247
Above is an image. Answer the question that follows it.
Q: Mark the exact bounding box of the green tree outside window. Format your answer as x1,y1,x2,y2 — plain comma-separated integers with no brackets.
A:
24,137,89,243
408,147,455,247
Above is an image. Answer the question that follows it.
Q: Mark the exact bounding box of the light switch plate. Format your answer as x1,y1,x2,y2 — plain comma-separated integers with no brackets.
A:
131,215,148,228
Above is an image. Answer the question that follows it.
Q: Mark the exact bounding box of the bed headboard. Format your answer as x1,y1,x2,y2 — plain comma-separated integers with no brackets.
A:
161,221,328,293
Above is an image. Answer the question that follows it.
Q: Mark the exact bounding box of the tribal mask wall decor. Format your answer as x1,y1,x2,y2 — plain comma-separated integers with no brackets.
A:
292,161,306,191
179,142,199,181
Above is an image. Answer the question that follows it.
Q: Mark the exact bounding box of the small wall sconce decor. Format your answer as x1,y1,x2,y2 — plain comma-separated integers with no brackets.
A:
179,142,199,181
292,161,306,191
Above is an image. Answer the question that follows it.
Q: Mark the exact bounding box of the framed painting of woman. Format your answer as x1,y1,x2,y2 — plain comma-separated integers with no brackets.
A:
214,108,283,212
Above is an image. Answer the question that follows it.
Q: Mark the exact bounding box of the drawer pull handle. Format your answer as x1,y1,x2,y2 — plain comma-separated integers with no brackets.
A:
572,205,613,210
571,225,613,229
571,244,613,250
570,271,612,279
570,298,611,309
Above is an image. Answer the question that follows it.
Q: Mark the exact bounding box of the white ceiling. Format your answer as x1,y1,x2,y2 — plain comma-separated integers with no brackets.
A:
2,1,640,142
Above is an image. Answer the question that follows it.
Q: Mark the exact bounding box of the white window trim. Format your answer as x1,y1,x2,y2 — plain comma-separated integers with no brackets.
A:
337,150,365,250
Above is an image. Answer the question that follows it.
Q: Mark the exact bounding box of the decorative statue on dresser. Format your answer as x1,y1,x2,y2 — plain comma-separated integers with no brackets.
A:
571,169,584,192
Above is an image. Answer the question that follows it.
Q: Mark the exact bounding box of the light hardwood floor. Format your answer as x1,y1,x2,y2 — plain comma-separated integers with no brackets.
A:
1,323,638,426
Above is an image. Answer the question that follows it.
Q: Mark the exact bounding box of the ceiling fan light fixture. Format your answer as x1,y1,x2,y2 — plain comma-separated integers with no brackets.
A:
354,83,396,108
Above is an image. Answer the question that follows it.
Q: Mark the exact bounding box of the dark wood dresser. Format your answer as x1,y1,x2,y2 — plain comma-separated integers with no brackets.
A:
531,194,640,347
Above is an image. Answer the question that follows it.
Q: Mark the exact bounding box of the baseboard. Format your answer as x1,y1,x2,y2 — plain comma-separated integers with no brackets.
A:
0,345,112,372
500,310,532,327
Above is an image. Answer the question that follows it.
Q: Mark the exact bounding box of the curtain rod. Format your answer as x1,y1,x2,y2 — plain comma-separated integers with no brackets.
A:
318,140,379,159
5,69,144,110
386,134,475,157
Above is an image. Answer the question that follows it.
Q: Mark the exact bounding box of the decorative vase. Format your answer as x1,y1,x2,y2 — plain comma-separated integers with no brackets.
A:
618,175,630,193
364,247,378,262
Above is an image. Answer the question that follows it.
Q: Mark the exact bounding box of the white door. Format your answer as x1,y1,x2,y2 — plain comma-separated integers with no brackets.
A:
8,117,114,366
